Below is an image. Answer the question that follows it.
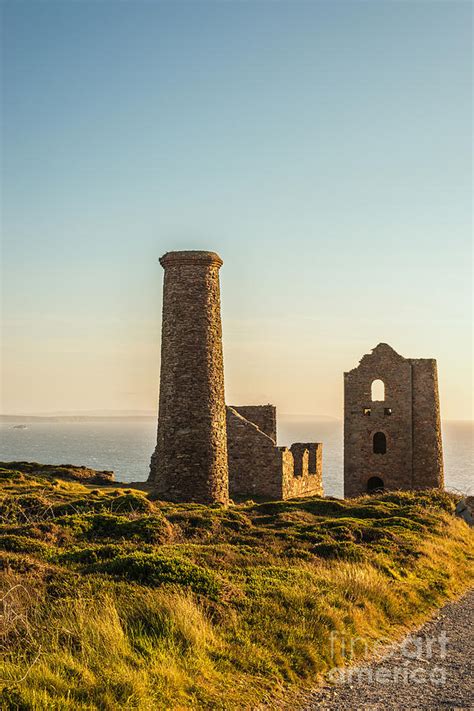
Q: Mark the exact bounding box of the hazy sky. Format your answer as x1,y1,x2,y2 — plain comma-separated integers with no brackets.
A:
1,0,472,419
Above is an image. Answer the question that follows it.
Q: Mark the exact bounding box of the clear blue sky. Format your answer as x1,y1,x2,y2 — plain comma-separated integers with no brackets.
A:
1,0,472,418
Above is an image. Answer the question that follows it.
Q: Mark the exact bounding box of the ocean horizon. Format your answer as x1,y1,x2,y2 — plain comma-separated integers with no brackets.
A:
1,416,472,499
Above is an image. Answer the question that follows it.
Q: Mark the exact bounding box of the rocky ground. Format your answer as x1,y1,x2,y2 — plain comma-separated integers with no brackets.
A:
303,588,474,710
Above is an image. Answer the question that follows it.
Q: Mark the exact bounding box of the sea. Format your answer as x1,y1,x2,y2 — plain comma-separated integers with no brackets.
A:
0,417,472,499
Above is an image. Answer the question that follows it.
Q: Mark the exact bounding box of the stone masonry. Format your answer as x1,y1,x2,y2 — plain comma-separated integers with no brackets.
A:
344,343,443,497
148,251,229,505
148,250,323,503
229,405,277,442
227,405,323,500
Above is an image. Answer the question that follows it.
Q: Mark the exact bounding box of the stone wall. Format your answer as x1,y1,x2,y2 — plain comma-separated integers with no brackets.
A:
226,407,283,499
344,343,443,497
231,405,277,442
283,443,323,498
227,406,323,500
410,358,444,489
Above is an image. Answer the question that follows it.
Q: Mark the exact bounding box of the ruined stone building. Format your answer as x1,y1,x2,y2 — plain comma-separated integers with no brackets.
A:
148,250,323,504
227,405,323,500
344,343,444,498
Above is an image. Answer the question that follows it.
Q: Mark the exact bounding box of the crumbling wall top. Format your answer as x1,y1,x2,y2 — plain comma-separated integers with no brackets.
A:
230,404,277,442
160,251,223,268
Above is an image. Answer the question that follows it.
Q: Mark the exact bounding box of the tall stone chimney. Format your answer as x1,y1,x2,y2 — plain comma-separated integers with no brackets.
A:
148,251,229,505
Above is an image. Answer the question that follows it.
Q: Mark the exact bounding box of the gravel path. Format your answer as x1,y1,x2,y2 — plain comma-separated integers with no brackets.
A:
304,589,474,710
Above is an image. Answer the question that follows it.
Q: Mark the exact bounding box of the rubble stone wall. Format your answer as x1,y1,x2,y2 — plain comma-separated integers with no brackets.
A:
226,407,283,499
410,358,444,490
227,407,323,500
231,405,277,442
283,443,323,498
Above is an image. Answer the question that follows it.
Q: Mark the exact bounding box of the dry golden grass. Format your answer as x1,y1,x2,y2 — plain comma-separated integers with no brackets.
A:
0,463,472,709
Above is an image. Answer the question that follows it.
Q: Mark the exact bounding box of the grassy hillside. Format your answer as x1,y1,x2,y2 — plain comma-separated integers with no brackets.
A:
0,462,473,710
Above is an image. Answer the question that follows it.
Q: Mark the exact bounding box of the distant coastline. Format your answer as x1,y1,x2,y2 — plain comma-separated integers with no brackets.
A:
0,411,343,424
1,414,470,424
0,414,157,423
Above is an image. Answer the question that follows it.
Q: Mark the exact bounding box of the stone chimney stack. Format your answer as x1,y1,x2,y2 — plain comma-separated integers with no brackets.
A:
148,251,229,505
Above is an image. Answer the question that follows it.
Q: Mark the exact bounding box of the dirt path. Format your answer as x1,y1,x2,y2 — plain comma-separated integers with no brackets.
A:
303,589,474,710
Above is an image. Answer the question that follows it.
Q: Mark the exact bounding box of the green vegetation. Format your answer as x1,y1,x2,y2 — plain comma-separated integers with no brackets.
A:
0,462,473,710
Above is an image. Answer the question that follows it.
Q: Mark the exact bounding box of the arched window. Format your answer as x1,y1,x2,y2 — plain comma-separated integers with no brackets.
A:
367,476,384,494
371,379,385,401
373,431,387,454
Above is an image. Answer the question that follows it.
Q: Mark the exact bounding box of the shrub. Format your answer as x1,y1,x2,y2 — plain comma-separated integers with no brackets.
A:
85,513,170,543
52,491,153,517
93,552,220,598
0,493,53,522
0,468,23,482
54,544,128,565
0,534,52,556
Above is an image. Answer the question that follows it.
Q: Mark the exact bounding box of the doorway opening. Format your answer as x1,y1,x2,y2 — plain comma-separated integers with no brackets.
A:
367,476,384,493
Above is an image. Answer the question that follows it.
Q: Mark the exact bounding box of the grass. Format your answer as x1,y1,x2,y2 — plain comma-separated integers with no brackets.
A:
0,462,473,710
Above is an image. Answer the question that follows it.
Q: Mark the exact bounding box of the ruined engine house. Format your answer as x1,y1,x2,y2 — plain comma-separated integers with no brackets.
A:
148,250,323,504
344,343,444,497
